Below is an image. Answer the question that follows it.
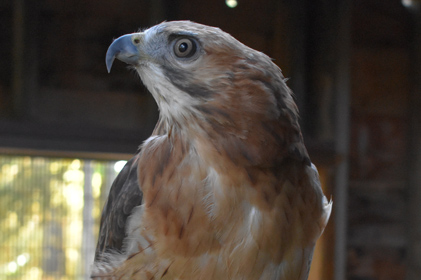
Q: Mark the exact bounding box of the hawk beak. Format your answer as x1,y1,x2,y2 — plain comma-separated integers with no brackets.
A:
106,34,140,73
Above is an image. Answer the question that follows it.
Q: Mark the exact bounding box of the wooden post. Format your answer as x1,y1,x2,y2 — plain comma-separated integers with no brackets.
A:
333,1,352,280
285,1,352,279
406,5,421,279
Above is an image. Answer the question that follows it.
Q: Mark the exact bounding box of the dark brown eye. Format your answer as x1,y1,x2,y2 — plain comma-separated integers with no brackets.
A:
174,38,196,58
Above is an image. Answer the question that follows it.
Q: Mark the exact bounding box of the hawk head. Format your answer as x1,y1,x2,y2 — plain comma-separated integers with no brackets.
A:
106,21,309,167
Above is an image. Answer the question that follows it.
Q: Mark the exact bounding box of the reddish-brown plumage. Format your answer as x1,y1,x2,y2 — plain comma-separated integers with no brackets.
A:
92,21,331,280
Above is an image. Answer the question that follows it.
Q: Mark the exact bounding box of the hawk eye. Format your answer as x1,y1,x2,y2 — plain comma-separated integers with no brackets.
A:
173,38,196,58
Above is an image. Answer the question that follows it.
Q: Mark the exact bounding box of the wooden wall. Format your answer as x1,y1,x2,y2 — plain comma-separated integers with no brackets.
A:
348,1,411,280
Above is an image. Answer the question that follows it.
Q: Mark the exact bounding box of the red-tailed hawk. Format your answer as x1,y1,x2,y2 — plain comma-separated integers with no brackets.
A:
92,21,331,280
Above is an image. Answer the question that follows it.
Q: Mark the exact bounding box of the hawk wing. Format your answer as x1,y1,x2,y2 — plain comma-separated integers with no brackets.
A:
94,155,143,260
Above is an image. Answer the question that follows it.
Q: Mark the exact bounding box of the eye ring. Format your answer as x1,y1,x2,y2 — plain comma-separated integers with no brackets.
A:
173,38,197,58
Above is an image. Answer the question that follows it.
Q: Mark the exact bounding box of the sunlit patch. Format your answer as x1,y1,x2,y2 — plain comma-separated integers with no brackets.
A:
30,215,40,227
28,267,41,278
114,160,127,173
92,172,102,198
49,162,59,174
63,169,84,183
31,201,40,213
10,164,18,176
63,183,84,210
226,0,238,8
0,164,19,184
66,248,80,262
70,159,81,170
8,261,17,273
23,157,31,166
7,212,18,228
17,253,29,266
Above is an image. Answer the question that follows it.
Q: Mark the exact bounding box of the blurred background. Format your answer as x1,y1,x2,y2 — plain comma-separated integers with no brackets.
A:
0,0,419,279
